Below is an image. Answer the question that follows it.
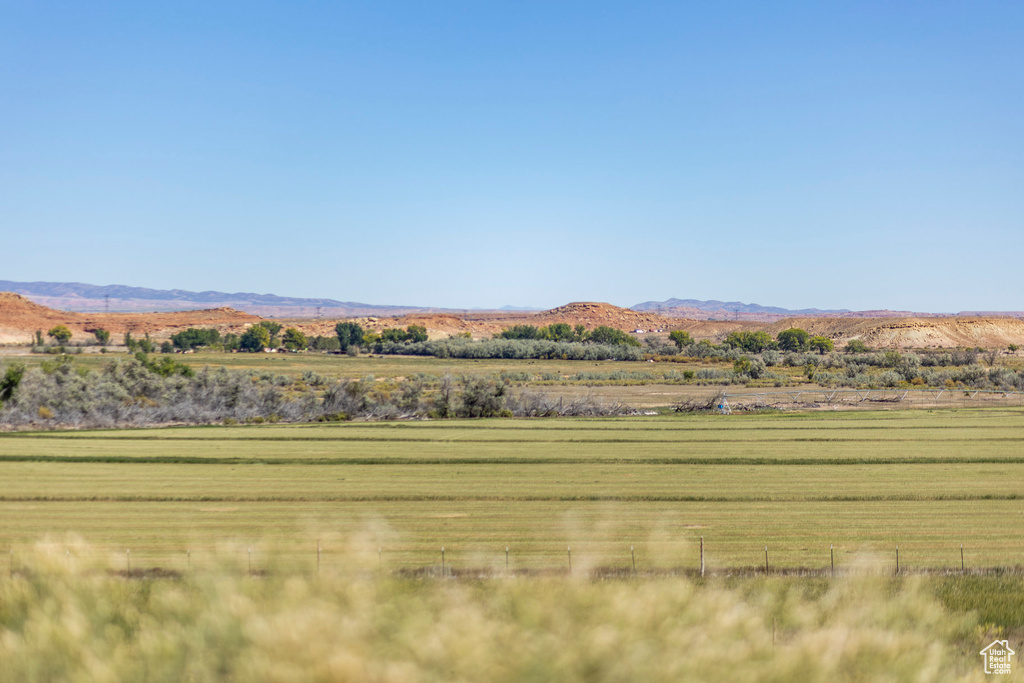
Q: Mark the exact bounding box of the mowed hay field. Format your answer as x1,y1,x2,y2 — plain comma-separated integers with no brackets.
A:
1,408,1023,574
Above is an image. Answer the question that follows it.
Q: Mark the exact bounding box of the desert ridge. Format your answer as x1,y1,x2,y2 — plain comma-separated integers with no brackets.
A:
3,292,1024,349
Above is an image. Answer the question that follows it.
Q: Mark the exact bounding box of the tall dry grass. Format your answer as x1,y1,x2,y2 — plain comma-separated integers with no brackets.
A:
0,540,1006,682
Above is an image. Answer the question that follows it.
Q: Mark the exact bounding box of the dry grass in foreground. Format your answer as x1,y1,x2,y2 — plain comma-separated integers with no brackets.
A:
1,541,1019,682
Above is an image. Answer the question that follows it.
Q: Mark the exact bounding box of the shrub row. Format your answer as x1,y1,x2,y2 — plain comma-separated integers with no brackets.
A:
372,338,644,361
0,357,633,429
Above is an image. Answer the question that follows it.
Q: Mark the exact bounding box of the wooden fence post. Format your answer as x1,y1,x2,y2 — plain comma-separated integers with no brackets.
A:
700,536,705,578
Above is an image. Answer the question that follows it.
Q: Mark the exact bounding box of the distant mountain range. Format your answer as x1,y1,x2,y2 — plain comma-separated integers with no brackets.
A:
631,298,1024,321
632,298,849,317
1,282,1021,321
0,281,537,318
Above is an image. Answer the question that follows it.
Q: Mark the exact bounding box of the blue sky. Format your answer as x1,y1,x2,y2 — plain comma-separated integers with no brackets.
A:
2,2,1021,311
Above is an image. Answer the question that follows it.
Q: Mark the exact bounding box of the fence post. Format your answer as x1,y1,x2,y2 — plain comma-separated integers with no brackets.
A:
961,543,964,572
764,546,769,575
567,546,572,576
830,544,834,578
895,545,899,575
700,536,705,578
441,547,445,578
631,546,636,574
126,549,130,572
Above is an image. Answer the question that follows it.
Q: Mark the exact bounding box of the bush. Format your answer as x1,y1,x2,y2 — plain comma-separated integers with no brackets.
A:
724,331,774,353
587,326,641,347
500,324,583,342
881,350,902,368
310,335,341,351
260,321,283,337
808,336,834,354
684,341,723,359
777,328,809,352
668,330,693,349
335,322,364,352
282,328,308,351
498,325,536,340
0,364,25,404
374,338,644,361
380,325,429,344
544,323,578,342
458,376,510,417
171,328,221,351
950,348,978,366
844,339,869,353
733,356,766,379
239,325,271,352
47,325,72,344
878,371,902,387
783,352,809,367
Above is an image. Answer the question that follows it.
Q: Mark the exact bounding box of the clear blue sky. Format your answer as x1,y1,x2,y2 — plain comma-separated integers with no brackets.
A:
2,2,1021,311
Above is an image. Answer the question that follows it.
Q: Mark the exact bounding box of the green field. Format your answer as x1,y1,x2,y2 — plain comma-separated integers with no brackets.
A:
2,407,1023,574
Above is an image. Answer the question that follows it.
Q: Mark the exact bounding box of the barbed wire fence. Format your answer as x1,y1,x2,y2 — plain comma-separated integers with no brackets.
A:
8,538,1024,580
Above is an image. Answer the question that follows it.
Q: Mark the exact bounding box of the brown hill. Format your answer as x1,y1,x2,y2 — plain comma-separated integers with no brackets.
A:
530,302,677,331
759,316,1024,349
320,302,682,340
648,305,939,322
0,292,260,344
668,316,1024,350
4,291,1024,350
244,304,1024,349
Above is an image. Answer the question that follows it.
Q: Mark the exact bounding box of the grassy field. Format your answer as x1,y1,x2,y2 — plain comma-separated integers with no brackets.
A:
3,407,1024,681
2,408,1023,574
